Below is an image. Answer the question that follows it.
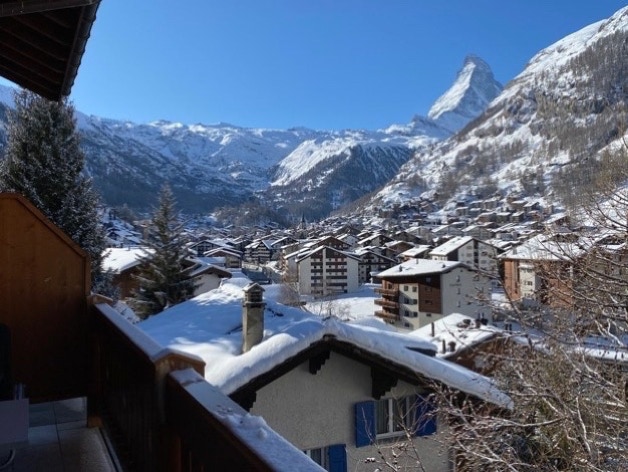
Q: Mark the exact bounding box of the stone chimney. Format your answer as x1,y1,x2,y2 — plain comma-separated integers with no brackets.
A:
242,283,266,353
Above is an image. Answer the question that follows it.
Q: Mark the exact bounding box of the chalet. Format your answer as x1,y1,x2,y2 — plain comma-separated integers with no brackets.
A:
410,313,505,375
140,280,512,471
399,245,433,262
188,239,234,257
429,236,501,279
182,260,232,296
102,246,148,298
313,235,352,251
354,248,397,284
244,239,275,264
498,234,585,308
383,240,415,259
357,232,393,248
204,247,243,269
374,260,491,330
297,246,360,297
336,232,360,249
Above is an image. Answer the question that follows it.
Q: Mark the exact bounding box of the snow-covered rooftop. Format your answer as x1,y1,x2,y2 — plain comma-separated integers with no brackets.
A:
377,259,464,278
138,273,512,409
410,313,501,358
102,247,148,273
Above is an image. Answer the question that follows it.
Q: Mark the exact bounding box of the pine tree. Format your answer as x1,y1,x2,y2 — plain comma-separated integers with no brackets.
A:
0,89,105,284
130,185,195,318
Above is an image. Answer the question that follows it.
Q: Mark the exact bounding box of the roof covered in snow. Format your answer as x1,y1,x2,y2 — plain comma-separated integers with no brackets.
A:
138,273,512,409
410,313,501,358
376,259,465,278
102,247,148,273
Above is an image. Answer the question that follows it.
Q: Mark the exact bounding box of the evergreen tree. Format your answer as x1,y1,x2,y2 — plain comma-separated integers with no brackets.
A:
0,89,105,284
130,185,195,318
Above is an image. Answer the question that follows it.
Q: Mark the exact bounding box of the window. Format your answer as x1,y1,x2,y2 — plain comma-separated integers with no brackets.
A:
304,445,347,472
376,397,410,436
304,447,328,469
355,396,436,445
412,286,417,293
404,285,409,291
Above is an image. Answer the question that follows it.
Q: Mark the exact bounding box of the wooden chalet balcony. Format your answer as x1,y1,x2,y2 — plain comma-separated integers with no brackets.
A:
374,286,400,298
374,298,399,310
374,310,399,321
89,302,321,472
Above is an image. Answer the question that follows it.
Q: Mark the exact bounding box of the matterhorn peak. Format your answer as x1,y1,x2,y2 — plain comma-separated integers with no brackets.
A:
427,54,503,133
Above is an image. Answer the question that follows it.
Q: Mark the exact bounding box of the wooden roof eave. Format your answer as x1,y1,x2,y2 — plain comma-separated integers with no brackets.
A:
0,0,100,100
229,335,436,409
59,1,99,99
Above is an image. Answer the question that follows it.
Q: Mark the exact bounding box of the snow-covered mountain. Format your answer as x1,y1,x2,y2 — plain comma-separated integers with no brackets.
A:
370,6,628,214
428,54,503,133
0,50,503,219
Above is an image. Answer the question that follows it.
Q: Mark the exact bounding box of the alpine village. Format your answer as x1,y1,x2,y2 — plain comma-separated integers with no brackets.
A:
2,2,628,472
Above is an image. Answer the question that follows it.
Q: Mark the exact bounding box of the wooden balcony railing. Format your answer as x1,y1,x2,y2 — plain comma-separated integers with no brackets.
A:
374,298,399,310
374,310,399,321
89,302,322,472
374,287,400,298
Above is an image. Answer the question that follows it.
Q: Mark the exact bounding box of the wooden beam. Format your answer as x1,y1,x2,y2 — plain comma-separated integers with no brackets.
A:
12,13,73,46
0,0,98,17
230,390,257,411
0,30,66,72
0,18,69,59
0,62,59,100
308,349,330,375
371,366,398,400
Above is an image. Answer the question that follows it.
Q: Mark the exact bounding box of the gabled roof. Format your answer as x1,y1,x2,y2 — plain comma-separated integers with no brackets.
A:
295,245,361,263
139,276,512,409
0,0,101,100
102,246,148,274
377,259,466,279
430,236,474,256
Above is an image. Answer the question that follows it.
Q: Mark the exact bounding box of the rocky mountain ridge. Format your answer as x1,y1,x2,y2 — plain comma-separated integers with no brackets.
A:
0,52,502,220
368,6,628,218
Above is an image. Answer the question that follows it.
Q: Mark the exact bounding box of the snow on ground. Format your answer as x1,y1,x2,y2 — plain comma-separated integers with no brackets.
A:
137,273,512,408
303,283,386,326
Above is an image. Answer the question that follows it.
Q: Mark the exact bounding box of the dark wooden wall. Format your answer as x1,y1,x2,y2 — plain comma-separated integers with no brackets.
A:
0,193,90,402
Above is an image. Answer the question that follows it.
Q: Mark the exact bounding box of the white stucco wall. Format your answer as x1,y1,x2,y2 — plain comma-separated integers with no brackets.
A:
193,273,222,296
250,352,450,471
441,267,490,320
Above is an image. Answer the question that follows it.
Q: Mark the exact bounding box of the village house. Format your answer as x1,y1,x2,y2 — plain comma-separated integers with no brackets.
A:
374,260,491,330
182,260,232,296
204,246,243,269
429,235,501,280
140,281,512,472
102,246,147,298
354,247,397,284
297,246,360,297
410,313,506,375
244,239,275,264
499,233,585,308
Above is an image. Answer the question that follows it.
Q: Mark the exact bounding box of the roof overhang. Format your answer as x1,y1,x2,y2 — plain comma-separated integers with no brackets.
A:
0,0,101,100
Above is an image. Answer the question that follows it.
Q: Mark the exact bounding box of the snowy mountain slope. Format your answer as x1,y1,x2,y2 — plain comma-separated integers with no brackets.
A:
428,55,503,133
0,49,502,218
372,6,628,212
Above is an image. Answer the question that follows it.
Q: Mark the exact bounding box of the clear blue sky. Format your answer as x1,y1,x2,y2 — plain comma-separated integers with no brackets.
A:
11,1,628,130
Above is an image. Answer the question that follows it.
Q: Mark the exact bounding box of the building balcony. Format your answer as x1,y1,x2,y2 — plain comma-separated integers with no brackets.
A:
374,310,399,322
374,287,399,298
5,397,118,471
374,298,399,310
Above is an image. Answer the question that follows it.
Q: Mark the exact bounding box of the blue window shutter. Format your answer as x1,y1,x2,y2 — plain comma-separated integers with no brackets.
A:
414,395,437,436
355,401,375,447
328,444,347,472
